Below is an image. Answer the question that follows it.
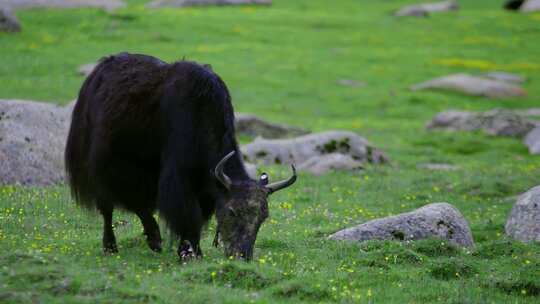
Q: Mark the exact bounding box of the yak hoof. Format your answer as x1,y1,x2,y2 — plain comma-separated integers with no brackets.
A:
103,244,118,254
178,243,201,262
147,239,162,253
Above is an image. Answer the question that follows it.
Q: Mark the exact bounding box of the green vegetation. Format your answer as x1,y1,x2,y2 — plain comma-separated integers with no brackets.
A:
1,0,540,303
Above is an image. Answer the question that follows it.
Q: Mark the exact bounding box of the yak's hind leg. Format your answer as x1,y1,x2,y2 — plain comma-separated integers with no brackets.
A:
99,205,118,254
135,209,162,252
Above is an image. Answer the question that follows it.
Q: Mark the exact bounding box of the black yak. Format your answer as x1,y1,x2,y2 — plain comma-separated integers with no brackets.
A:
65,52,296,260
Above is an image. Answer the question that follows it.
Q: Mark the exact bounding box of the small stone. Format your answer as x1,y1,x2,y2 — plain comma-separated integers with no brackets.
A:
77,63,97,77
417,163,459,171
411,73,527,99
395,0,459,17
0,8,21,33
524,127,540,155
337,79,365,88
427,108,537,138
329,203,475,247
235,113,308,139
505,186,540,242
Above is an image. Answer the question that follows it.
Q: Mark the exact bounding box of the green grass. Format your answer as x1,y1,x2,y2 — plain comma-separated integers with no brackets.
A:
2,0,540,302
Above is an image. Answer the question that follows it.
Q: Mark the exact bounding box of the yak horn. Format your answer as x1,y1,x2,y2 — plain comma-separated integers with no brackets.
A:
215,151,234,190
266,164,297,194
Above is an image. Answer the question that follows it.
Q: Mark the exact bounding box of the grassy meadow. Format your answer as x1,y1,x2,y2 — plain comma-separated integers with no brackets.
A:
1,0,540,302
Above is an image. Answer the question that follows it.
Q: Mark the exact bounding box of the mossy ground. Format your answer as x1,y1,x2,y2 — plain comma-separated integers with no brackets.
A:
1,0,540,303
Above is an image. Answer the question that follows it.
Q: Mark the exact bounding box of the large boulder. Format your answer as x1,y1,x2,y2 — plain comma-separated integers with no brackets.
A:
241,131,388,174
235,113,308,139
427,108,537,138
2,0,125,10
329,203,475,247
395,0,459,17
147,0,271,9
411,73,527,99
0,100,72,186
0,7,21,33
524,127,540,155
505,186,540,242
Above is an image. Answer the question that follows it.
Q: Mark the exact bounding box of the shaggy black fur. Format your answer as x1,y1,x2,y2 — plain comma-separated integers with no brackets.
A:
65,52,249,255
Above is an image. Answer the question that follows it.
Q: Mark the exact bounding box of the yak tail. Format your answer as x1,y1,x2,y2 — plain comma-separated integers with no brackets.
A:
65,98,91,207
65,65,102,208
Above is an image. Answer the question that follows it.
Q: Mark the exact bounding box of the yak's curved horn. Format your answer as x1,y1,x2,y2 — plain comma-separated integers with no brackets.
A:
215,151,234,190
266,164,297,194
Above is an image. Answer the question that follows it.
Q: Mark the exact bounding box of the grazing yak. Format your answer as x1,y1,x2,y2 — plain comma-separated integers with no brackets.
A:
65,52,296,260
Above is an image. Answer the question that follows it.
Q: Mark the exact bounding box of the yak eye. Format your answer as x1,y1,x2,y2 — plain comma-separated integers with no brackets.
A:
259,173,269,186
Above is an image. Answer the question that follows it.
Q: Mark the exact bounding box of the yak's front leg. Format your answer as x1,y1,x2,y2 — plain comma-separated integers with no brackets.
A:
135,209,162,252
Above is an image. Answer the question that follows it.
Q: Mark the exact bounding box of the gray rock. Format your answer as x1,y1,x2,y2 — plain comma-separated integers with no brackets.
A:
77,63,97,77
483,71,525,84
426,110,478,131
337,79,365,88
521,0,540,12
0,99,72,186
147,0,271,9
427,108,537,138
417,163,459,171
298,153,364,176
411,73,527,99
524,127,540,155
241,131,387,175
329,203,475,247
516,108,540,117
505,186,540,242
235,113,308,139
3,0,125,10
0,8,21,32
477,109,536,137
395,0,459,17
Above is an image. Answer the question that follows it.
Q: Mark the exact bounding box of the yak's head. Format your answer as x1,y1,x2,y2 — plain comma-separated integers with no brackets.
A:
214,151,296,261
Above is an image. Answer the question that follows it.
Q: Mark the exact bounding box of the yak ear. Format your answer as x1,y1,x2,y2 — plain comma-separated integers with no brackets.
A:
258,173,269,186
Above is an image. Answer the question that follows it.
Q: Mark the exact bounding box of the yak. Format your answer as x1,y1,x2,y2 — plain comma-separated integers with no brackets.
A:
65,52,296,261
